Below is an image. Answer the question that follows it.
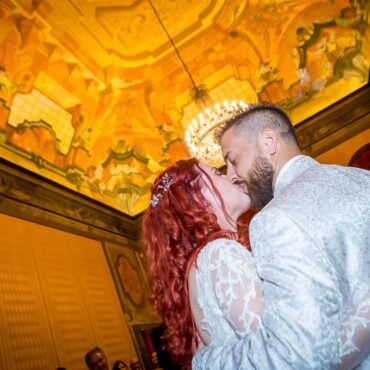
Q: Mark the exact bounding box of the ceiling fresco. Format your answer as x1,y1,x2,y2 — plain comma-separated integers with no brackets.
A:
0,0,369,216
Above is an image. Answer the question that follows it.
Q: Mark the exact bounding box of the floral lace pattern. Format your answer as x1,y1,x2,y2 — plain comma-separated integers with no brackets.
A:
193,238,262,345
338,292,370,370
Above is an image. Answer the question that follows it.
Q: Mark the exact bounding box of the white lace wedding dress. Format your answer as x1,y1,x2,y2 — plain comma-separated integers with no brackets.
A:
188,238,370,369
188,238,263,346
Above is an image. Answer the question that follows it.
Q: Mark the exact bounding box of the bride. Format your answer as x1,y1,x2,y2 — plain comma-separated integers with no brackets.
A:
142,158,368,369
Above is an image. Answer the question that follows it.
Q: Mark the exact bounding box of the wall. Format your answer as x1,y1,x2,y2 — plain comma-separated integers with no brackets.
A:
316,128,370,166
0,213,137,370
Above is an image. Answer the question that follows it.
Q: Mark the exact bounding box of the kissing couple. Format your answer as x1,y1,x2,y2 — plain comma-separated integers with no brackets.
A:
143,102,370,370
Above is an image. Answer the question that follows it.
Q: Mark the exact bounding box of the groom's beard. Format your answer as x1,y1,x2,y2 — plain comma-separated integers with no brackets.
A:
245,155,274,209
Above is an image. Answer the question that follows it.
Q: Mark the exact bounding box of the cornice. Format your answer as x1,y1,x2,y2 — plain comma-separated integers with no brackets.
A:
296,84,370,157
0,158,143,244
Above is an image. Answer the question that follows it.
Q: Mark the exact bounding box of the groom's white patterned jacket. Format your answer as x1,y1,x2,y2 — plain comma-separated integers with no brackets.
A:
193,155,370,370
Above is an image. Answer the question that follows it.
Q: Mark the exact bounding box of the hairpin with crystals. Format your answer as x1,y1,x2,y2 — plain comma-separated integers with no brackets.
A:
149,173,173,208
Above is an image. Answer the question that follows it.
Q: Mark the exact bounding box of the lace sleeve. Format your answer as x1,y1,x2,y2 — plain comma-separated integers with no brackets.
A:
209,239,263,337
337,293,370,370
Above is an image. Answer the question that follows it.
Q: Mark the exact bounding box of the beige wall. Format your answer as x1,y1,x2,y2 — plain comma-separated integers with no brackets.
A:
0,214,137,370
316,129,370,166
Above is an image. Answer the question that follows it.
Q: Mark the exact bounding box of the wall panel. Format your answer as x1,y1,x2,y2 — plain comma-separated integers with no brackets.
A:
29,225,96,370
0,213,136,370
316,129,370,166
0,216,56,370
71,234,136,366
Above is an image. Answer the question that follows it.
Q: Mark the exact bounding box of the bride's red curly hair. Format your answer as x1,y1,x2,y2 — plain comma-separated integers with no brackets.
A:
142,158,252,366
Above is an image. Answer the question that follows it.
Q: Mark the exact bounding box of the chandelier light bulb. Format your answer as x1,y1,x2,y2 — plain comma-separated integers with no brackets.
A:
185,100,248,166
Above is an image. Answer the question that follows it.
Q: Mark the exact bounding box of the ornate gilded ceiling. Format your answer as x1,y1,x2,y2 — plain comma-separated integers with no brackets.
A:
0,0,369,216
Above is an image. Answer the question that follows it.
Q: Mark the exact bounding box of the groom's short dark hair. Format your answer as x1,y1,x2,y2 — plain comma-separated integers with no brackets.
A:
215,102,300,147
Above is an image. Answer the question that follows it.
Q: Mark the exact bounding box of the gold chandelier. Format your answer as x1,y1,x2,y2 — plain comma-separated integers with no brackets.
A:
148,0,248,165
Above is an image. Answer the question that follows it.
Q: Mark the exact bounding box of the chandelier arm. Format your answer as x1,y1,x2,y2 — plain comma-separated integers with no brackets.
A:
147,0,197,89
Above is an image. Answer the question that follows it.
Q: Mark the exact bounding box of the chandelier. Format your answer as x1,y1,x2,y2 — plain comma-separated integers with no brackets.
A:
148,0,248,165
185,98,248,164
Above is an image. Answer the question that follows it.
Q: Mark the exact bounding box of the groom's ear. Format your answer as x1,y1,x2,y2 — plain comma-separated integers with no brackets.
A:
260,128,278,155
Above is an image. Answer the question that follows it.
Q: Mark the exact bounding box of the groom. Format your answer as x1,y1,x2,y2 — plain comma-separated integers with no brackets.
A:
193,102,370,369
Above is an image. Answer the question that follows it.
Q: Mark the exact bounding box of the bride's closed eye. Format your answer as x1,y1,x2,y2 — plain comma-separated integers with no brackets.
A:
212,167,222,176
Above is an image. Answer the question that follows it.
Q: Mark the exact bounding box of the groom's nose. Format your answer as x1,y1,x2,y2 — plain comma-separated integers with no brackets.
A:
226,166,238,183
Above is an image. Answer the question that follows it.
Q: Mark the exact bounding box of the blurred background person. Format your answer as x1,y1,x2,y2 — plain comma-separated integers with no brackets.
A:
112,360,128,370
129,357,142,370
85,347,109,370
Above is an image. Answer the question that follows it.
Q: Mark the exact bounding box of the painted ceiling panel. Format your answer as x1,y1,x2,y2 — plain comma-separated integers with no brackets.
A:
0,0,369,216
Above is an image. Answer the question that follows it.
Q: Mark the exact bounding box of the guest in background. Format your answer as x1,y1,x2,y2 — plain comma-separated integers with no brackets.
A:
85,347,109,370
129,357,142,370
112,360,128,370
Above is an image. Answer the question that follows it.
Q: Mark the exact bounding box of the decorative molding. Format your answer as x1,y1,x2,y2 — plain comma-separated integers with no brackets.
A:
0,158,143,243
94,0,219,61
15,120,60,150
296,84,370,157
102,144,149,168
103,241,159,325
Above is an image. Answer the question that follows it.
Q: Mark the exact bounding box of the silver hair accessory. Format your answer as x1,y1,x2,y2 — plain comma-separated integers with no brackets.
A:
149,173,173,207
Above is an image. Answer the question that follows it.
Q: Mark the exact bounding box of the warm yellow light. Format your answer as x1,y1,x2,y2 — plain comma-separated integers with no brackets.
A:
185,100,248,166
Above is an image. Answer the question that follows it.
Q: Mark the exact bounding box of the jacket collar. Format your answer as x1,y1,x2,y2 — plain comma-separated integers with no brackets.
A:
274,155,318,196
